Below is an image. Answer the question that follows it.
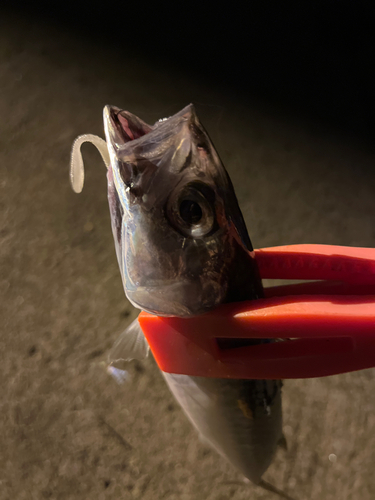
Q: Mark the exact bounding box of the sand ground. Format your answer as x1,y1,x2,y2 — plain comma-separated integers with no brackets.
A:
1,13,375,500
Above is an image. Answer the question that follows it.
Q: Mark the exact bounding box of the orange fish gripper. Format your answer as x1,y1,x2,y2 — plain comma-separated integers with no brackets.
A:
139,245,375,379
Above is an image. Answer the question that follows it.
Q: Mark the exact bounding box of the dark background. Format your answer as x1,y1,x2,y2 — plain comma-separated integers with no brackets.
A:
5,2,375,142
1,3,375,500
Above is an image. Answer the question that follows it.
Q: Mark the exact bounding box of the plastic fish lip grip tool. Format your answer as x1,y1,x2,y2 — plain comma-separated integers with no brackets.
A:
138,245,375,379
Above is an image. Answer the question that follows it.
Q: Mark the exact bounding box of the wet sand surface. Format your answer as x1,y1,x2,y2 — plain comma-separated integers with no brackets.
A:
1,12,375,500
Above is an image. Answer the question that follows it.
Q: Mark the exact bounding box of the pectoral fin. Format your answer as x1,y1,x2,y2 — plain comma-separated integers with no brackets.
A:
108,316,150,365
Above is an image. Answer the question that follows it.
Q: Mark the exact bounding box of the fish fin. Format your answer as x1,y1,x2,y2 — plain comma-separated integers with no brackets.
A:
108,316,150,365
278,433,288,451
70,134,110,193
258,479,296,500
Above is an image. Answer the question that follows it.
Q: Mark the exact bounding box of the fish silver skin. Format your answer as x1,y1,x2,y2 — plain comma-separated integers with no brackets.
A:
70,105,288,497
103,105,263,317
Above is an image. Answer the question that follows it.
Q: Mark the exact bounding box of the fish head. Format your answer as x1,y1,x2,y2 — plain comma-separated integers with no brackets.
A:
104,104,260,317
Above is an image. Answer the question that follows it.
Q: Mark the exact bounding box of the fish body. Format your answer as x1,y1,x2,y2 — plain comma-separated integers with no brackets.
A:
70,105,284,489
164,374,282,483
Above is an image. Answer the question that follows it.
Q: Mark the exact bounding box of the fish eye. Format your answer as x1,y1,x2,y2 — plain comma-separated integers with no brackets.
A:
167,182,215,238
179,200,203,225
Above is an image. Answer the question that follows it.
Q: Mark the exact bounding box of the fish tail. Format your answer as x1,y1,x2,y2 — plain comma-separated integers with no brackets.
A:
258,479,296,500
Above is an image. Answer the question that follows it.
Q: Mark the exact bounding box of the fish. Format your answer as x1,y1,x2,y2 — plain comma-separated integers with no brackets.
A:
70,104,292,499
